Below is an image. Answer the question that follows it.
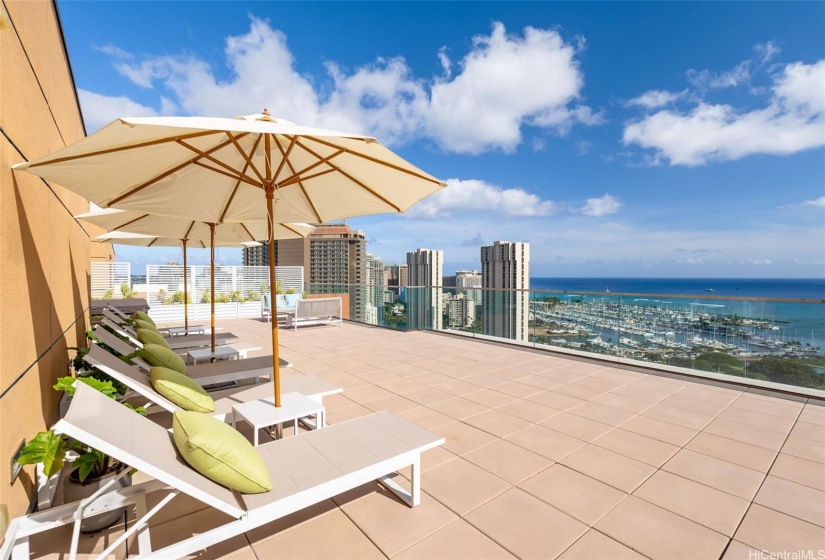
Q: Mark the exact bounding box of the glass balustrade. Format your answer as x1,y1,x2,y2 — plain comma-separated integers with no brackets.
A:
306,283,825,392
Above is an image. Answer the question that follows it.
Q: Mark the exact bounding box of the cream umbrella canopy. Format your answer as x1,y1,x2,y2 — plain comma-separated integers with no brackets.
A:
93,231,260,336
14,110,446,406
78,208,313,349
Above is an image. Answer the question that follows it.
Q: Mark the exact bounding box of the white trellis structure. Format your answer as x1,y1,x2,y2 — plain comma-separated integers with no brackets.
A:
90,262,131,299
142,265,303,323
145,265,303,303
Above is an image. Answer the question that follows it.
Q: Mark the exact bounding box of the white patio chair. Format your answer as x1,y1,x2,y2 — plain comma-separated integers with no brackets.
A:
84,344,339,424
1,382,443,560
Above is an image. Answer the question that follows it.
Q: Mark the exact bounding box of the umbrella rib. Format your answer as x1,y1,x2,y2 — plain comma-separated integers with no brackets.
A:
302,135,445,186
224,132,265,184
192,161,260,187
279,167,336,188
292,140,403,212
26,130,224,168
109,134,245,205
219,135,263,223
148,237,159,248
272,136,297,185
113,213,150,230
272,138,323,223
276,148,344,186
177,140,259,186
240,223,256,242
283,223,304,237
183,221,196,239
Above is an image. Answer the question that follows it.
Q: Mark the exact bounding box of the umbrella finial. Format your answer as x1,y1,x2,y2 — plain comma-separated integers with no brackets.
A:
262,108,271,116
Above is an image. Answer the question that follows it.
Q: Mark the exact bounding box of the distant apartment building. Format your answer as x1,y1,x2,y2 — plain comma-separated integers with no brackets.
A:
243,242,274,266
447,294,476,328
384,264,409,288
406,249,443,330
456,269,483,303
481,241,530,342
364,253,385,325
242,224,366,320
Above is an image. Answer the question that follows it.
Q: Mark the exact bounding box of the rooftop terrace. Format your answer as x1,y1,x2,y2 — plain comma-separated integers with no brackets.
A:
30,319,825,559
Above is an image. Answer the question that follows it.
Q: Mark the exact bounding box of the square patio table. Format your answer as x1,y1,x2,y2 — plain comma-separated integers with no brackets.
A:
232,392,325,446
187,345,239,365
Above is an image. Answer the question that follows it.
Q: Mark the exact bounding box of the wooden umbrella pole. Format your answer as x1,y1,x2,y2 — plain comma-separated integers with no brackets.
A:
210,223,216,353
182,238,189,332
266,188,281,407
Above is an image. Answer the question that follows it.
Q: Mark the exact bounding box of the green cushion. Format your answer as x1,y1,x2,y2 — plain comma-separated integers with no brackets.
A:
137,328,170,349
134,319,159,333
142,343,187,375
133,311,155,326
173,411,272,494
150,367,214,412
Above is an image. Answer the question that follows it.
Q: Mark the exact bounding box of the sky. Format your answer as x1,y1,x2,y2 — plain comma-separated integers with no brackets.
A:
57,1,825,278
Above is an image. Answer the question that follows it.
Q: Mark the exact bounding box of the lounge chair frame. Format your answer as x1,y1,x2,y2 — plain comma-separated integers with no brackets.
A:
1,383,443,560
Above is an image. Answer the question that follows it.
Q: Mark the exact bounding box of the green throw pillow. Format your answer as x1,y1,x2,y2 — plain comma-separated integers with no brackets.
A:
133,311,156,326
137,328,170,349
135,319,159,333
142,343,187,375
173,411,272,494
150,367,214,412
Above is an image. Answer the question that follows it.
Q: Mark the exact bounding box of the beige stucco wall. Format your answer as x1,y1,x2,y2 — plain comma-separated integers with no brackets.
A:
0,0,113,528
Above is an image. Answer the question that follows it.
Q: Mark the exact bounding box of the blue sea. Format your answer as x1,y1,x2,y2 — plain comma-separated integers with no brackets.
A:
529,278,825,352
530,278,825,300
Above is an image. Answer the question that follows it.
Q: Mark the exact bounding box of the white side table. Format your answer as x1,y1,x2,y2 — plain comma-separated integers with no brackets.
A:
187,345,239,365
228,342,262,359
232,392,325,446
164,326,205,336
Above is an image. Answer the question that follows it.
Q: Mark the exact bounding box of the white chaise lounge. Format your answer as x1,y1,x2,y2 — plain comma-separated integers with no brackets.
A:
89,330,293,388
85,344,341,424
100,311,238,350
286,297,343,330
1,382,444,560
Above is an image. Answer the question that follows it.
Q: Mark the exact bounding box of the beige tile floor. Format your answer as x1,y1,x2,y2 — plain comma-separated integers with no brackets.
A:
30,319,825,559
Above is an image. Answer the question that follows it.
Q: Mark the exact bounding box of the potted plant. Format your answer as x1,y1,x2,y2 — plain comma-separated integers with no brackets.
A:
17,374,145,532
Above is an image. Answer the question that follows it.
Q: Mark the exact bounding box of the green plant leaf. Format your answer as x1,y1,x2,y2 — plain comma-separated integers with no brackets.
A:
53,376,117,399
17,431,66,478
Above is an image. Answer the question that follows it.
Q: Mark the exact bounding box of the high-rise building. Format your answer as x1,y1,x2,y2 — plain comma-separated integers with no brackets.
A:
364,253,385,325
447,294,476,328
384,264,409,288
481,241,530,342
456,269,483,303
242,224,366,319
406,249,443,330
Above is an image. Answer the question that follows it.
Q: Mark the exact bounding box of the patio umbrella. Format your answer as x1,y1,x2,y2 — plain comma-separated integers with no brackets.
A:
95,230,261,331
14,110,446,406
79,208,313,348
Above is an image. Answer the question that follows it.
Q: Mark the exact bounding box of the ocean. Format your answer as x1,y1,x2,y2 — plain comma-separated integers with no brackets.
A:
530,278,825,300
528,277,825,352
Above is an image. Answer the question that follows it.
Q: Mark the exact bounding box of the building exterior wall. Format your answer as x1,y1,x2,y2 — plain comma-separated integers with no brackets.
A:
406,249,443,330
364,253,384,325
0,0,112,526
481,241,530,342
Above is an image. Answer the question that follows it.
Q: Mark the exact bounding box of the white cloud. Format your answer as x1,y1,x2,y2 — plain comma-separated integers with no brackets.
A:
687,60,751,90
78,89,157,132
405,178,557,219
804,196,825,207
575,193,622,217
91,18,598,153
426,23,595,153
623,60,825,165
626,89,684,109
751,259,774,265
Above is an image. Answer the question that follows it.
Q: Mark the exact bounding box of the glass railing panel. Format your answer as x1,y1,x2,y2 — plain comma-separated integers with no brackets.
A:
302,282,824,392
